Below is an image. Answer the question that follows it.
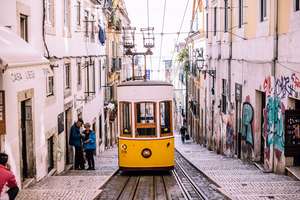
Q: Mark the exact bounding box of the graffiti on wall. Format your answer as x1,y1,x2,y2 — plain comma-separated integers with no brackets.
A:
264,96,285,160
263,74,300,99
242,102,254,146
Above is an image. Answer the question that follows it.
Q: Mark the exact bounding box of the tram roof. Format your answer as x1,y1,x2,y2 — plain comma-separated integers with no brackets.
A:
118,80,173,87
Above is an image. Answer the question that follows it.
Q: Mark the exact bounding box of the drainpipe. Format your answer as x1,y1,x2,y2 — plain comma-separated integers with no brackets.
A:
271,0,279,172
228,0,233,104
42,0,50,58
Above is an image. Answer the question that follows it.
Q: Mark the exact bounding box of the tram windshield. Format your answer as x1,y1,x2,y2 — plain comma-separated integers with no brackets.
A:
120,102,132,136
136,102,156,136
160,101,172,135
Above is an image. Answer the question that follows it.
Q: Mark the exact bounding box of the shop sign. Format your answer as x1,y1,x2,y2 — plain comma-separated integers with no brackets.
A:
235,83,242,102
285,110,300,156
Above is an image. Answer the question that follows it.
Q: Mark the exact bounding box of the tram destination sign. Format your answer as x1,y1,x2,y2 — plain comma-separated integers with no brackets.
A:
285,110,300,156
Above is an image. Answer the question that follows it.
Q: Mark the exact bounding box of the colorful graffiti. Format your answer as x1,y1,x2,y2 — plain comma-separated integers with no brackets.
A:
275,76,296,98
263,73,300,99
264,96,285,160
242,102,254,146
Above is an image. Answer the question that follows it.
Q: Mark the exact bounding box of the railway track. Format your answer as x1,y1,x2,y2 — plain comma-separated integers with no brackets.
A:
96,152,225,200
175,151,226,200
95,171,184,200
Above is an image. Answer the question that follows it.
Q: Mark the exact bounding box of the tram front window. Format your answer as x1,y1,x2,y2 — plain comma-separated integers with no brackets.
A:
136,102,156,136
160,101,172,135
120,102,132,136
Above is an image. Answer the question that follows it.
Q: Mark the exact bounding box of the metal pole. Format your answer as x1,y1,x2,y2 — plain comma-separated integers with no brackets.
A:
144,54,147,80
132,55,135,80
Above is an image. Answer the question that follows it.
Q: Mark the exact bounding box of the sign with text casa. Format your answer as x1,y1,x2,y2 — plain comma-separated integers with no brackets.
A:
0,91,5,135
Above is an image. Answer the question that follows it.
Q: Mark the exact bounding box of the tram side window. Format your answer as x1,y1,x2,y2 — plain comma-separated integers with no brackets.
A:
136,102,156,136
120,102,132,136
160,101,172,135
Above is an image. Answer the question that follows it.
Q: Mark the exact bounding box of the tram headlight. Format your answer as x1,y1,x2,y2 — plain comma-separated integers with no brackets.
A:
121,144,127,151
141,148,152,158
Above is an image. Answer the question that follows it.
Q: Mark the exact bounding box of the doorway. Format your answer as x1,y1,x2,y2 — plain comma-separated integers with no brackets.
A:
260,92,266,163
20,99,35,181
99,115,102,147
47,136,54,172
65,108,73,165
235,99,242,158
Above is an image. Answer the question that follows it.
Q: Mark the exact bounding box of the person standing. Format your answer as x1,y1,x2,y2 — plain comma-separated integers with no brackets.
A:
69,119,85,170
82,123,96,170
180,125,187,144
0,153,19,200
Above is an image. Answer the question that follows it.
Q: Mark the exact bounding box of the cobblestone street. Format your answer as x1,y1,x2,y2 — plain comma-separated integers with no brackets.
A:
16,148,118,200
175,135,300,200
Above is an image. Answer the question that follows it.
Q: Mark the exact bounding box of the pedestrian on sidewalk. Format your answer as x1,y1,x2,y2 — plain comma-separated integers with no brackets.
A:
180,125,187,144
83,123,96,170
69,118,85,170
0,153,19,200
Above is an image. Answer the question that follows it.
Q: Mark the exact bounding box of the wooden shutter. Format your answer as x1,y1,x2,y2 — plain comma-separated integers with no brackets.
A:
0,91,5,135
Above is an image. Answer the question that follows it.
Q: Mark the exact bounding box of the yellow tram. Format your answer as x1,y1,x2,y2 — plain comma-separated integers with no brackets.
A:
117,80,174,170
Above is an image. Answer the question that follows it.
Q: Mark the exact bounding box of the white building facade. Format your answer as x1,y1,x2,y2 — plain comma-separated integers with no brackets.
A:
0,0,108,186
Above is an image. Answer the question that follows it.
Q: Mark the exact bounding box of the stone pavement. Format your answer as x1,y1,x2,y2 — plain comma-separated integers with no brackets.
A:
16,148,118,200
175,135,300,200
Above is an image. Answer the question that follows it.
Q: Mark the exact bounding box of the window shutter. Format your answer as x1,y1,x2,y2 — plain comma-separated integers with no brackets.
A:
0,91,5,135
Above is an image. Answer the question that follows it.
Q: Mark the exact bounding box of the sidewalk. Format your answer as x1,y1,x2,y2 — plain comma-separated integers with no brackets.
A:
175,135,300,200
16,148,118,200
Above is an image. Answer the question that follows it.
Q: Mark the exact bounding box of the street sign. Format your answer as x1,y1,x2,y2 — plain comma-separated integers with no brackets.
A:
285,110,300,156
146,69,150,80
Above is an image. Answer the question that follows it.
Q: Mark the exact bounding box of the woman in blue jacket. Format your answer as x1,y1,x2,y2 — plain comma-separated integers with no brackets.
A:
82,123,96,170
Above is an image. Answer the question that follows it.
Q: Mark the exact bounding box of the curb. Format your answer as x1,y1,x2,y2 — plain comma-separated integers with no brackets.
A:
175,148,232,200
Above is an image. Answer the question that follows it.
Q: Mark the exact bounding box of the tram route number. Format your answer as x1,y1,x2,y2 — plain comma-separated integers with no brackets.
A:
11,71,35,82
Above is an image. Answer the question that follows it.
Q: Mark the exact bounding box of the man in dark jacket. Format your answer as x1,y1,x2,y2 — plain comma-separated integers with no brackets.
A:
69,119,85,170
0,153,19,200
180,125,187,144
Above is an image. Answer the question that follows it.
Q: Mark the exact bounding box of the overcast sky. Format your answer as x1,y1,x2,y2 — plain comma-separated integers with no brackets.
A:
124,0,193,79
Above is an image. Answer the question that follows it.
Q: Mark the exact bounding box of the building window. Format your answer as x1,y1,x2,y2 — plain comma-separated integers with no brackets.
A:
206,12,208,38
64,63,71,89
224,0,228,32
91,14,95,41
84,60,95,97
260,0,267,22
84,10,89,37
20,14,28,42
46,75,54,96
77,61,81,86
45,0,55,26
295,0,300,11
76,1,81,26
63,0,71,35
222,79,227,113
238,0,243,28
120,102,132,136
213,7,217,36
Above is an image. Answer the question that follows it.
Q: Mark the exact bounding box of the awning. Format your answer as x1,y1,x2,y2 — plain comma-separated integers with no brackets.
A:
0,27,49,69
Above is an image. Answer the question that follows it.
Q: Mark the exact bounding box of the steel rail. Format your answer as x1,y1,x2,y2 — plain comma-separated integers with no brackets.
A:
173,160,209,200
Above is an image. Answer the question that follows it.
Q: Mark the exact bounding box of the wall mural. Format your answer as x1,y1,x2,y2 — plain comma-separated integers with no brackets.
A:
242,102,254,146
264,96,285,160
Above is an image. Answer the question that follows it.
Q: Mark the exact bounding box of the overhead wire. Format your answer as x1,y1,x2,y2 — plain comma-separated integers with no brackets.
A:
170,0,190,63
158,0,167,68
